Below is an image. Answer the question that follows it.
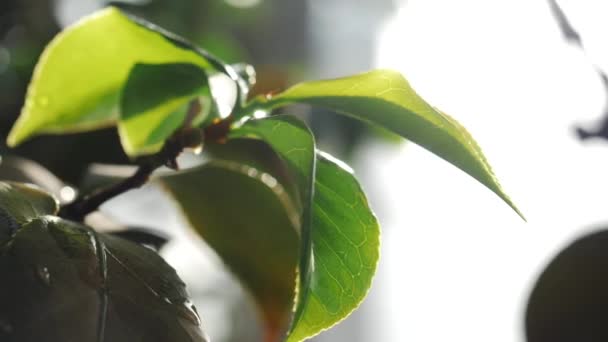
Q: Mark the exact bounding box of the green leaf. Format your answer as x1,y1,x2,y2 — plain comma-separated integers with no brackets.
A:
160,161,300,341
230,117,380,341
119,63,211,156
254,69,524,219
7,7,213,147
287,152,380,342
0,181,207,342
231,115,316,215
0,182,58,226
230,116,316,336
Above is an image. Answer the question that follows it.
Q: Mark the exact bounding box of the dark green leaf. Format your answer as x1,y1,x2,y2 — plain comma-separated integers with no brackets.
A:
253,69,523,219
119,63,212,156
230,117,316,338
0,182,58,226
0,182,206,342
0,156,69,199
230,117,380,341
160,161,300,341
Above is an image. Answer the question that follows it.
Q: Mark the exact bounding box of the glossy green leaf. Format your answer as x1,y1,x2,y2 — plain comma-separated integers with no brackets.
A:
203,138,302,205
287,153,380,342
230,117,379,341
231,115,315,223
0,156,70,200
119,63,211,156
160,161,300,341
254,69,523,219
230,117,316,337
0,182,58,226
7,7,212,147
0,182,206,342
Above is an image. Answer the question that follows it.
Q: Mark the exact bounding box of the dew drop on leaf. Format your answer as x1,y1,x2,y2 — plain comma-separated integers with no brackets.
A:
38,96,49,107
36,265,51,286
192,145,203,155
59,186,77,203
177,301,202,326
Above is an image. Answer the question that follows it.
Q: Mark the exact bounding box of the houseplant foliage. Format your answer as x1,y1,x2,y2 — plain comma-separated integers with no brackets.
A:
1,7,522,342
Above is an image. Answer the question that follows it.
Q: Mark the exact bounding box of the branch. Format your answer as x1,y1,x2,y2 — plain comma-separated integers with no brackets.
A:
59,137,183,221
548,0,608,141
547,0,581,45
59,113,234,222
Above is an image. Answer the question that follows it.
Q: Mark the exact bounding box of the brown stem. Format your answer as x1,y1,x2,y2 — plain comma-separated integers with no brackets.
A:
58,136,183,221
58,163,156,221
59,114,234,222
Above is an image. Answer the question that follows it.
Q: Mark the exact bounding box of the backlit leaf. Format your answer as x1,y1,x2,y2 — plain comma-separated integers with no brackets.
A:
7,7,213,147
287,152,380,342
118,63,211,156
231,117,380,341
160,161,299,341
254,69,523,219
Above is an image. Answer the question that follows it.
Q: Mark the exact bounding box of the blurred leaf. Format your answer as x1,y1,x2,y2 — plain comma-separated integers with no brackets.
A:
254,69,523,219
0,182,58,226
0,182,207,342
119,63,211,156
0,156,68,199
526,229,608,342
230,117,379,341
160,161,300,341
7,7,213,147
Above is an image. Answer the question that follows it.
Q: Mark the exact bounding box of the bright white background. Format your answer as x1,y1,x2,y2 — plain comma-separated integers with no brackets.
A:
53,0,608,341
364,0,608,341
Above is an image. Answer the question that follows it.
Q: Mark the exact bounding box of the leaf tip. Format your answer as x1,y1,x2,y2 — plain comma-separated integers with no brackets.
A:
495,190,526,222
513,204,527,222
6,120,31,148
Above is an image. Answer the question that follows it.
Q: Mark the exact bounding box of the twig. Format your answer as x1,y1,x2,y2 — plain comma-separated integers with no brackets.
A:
548,0,608,141
547,0,581,45
59,112,234,222
59,137,183,221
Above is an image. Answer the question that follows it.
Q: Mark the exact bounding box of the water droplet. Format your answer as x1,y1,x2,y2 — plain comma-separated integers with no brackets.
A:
192,145,203,155
38,96,49,107
260,173,278,188
0,319,13,334
253,110,267,119
177,301,201,326
246,167,258,178
36,265,51,286
59,186,77,203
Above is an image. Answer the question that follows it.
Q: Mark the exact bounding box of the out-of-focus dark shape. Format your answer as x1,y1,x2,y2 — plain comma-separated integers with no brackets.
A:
0,181,207,342
86,211,171,251
108,228,170,251
0,155,68,198
548,0,608,141
547,0,581,44
526,229,608,342
575,72,608,140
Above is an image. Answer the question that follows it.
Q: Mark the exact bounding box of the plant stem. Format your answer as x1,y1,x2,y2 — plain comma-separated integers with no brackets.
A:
58,163,156,221
58,137,181,221
59,114,234,222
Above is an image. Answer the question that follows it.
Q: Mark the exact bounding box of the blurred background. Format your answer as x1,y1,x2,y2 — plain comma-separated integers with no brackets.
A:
2,0,608,341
